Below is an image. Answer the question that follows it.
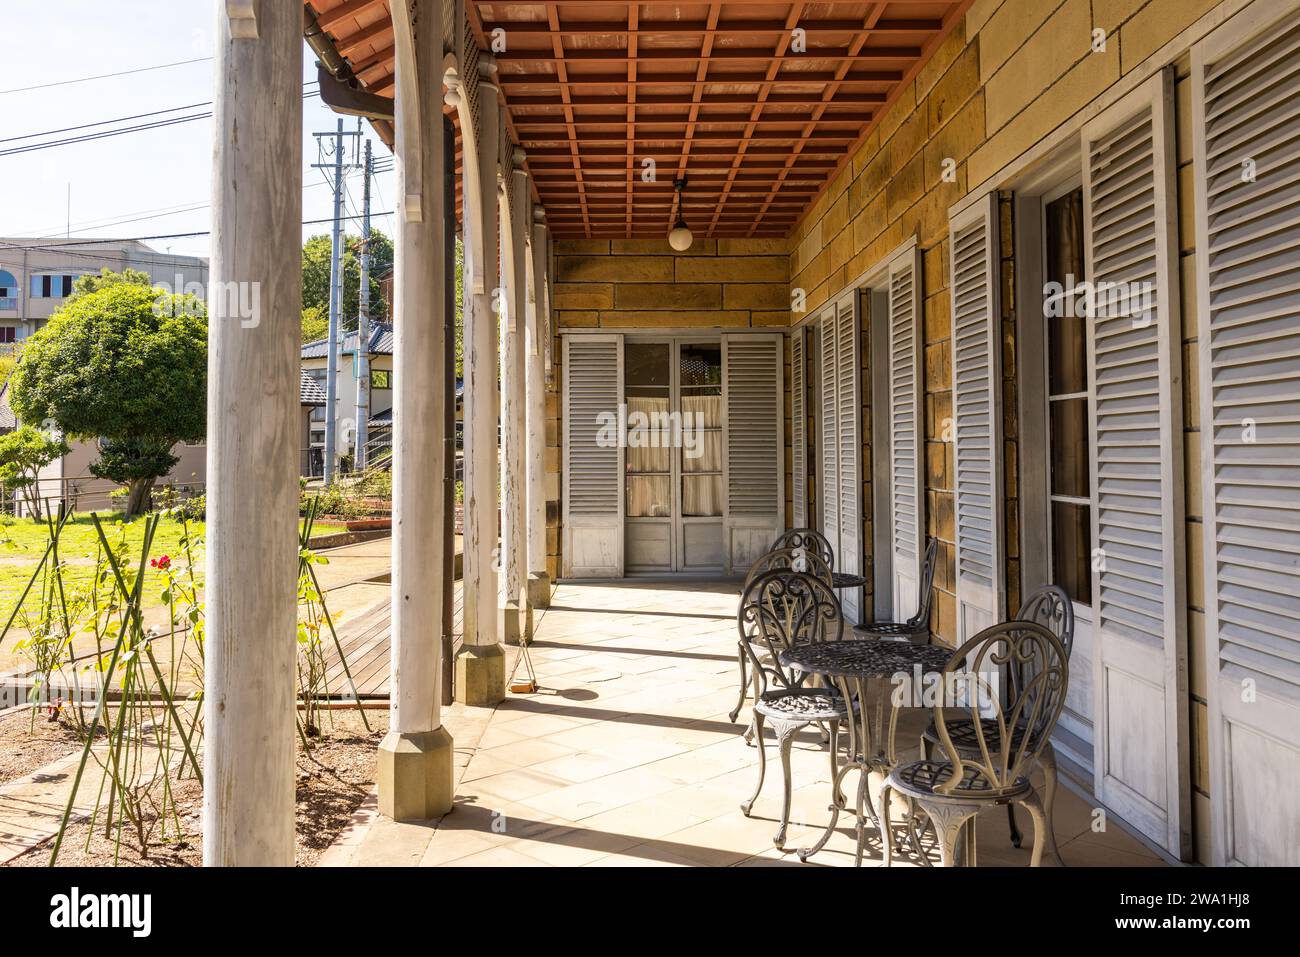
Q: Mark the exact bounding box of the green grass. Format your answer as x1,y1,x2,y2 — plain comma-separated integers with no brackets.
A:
0,511,349,616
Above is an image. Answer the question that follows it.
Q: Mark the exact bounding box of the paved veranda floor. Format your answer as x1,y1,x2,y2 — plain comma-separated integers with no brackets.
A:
325,580,1166,867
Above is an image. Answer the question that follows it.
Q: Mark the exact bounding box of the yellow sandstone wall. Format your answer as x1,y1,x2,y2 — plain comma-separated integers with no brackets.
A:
545,239,791,581
787,0,1226,861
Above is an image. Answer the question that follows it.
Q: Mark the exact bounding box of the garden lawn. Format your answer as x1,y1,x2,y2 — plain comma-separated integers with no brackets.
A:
0,512,347,672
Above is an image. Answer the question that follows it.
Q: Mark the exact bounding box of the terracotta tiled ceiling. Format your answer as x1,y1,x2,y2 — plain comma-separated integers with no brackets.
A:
304,1,972,239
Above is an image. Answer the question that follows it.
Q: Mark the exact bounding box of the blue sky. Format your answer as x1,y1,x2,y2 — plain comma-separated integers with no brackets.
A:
0,1,397,261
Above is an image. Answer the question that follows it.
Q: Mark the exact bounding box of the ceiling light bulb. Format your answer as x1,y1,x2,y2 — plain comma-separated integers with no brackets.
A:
668,218,693,251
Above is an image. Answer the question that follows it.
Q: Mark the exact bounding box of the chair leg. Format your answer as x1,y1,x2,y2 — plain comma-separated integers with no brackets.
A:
828,720,846,806
853,769,871,867
742,668,762,745
1041,745,1063,866
740,711,766,817
919,801,975,868
773,719,800,849
1007,803,1023,848
727,644,747,724
881,783,895,867
1019,790,1048,867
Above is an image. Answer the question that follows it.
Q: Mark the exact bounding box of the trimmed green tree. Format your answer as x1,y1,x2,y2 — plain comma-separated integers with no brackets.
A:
9,274,206,518
301,230,393,331
0,425,70,521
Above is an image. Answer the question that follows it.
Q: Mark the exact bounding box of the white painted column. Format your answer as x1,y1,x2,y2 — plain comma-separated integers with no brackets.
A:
377,0,453,821
204,0,300,866
525,213,551,608
455,55,505,705
499,150,529,642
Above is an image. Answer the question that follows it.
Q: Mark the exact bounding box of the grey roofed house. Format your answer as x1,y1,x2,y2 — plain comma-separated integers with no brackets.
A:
300,322,394,360
299,369,327,406
0,381,16,433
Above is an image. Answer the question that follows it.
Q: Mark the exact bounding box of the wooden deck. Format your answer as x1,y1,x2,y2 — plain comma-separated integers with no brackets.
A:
322,581,462,698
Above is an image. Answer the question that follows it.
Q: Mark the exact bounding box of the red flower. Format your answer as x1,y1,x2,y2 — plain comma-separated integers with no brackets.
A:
152,555,171,570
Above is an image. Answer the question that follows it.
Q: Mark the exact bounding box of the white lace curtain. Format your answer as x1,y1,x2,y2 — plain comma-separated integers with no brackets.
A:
624,394,723,517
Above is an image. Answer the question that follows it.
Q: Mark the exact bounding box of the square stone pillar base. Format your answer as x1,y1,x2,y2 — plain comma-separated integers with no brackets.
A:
527,571,552,609
501,599,527,646
377,727,454,822
455,643,506,705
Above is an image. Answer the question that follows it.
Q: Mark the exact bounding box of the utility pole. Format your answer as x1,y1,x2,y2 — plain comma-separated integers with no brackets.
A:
312,120,359,484
355,136,373,470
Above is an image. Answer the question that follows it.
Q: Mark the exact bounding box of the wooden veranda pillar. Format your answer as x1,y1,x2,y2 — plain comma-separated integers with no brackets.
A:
377,0,454,821
500,149,530,642
448,53,506,705
525,213,551,608
204,0,301,866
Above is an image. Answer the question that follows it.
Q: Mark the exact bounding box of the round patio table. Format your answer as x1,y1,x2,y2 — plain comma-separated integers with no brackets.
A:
830,571,868,591
780,639,950,865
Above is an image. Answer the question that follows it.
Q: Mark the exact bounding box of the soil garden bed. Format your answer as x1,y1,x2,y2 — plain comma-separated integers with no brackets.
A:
0,707,96,784
3,707,386,867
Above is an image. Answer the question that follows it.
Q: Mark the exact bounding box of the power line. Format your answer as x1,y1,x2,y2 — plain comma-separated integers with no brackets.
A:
0,85,322,158
0,101,211,145
13,179,339,239
0,212,395,262
0,57,214,96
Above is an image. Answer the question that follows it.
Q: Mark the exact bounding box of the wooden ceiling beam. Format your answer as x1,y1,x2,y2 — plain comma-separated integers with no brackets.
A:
494,46,922,64
496,70,903,87
479,18,942,37
316,0,387,32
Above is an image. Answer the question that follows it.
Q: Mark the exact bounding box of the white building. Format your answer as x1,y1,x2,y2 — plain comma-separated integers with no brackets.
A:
0,237,208,344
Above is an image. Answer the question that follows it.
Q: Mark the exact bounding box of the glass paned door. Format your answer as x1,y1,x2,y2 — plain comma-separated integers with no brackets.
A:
678,342,724,570
624,342,674,571
622,338,724,573
1042,183,1096,765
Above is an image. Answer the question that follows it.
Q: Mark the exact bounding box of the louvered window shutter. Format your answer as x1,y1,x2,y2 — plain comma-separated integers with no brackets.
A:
819,312,839,542
1081,69,1190,859
1193,8,1300,866
562,335,623,577
723,334,785,573
791,326,808,528
835,294,862,622
949,195,1005,641
887,246,925,620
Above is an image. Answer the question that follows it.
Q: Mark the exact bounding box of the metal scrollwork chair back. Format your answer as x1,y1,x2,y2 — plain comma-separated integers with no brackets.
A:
855,537,938,643
742,546,833,593
1015,584,1074,658
769,528,835,571
738,568,843,693
931,621,1069,796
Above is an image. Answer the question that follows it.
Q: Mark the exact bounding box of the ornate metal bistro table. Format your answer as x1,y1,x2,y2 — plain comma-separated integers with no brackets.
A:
780,639,950,865
830,571,868,591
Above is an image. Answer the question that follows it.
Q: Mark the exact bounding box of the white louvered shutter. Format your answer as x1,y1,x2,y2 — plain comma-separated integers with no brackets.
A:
949,196,1005,642
1193,7,1300,867
723,334,785,572
562,336,623,577
835,293,863,622
1081,70,1191,859
888,246,925,620
791,326,808,528
819,311,839,542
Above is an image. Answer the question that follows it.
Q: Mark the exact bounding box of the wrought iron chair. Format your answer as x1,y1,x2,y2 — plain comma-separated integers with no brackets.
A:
769,527,835,570
730,546,834,730
881,620,1069,867
737,568,848,849
919,585,1073,862
854,536,938,643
